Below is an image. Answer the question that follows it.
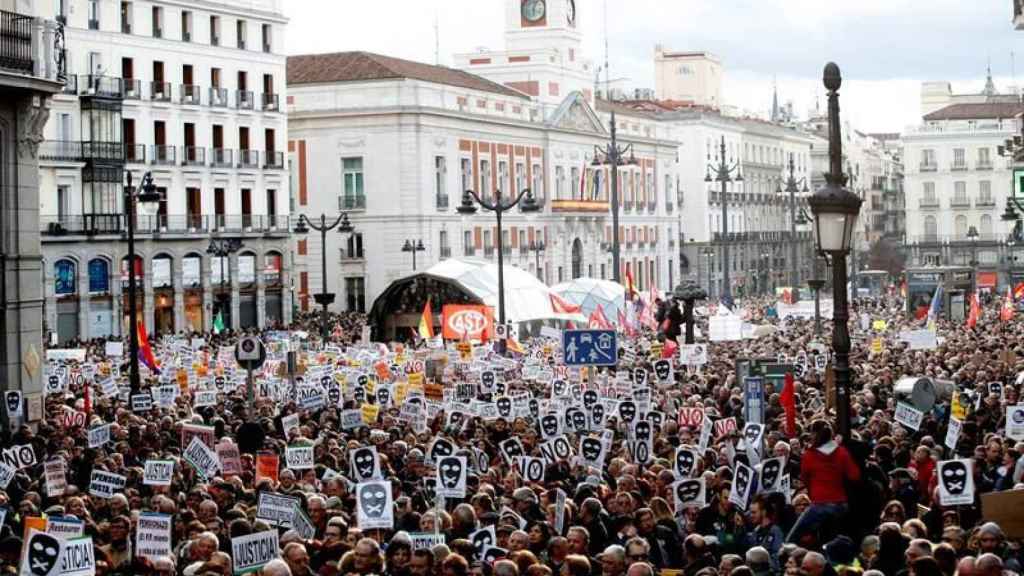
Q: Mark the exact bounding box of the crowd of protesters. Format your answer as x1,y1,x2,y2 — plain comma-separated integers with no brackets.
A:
1,292,1023,576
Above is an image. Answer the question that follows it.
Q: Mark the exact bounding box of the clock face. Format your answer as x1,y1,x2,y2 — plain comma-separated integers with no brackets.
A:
522,0,546,23
566,0,576,26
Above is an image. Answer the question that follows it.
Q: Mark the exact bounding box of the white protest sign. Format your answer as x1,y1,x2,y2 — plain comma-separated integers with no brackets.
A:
193,390,217,408
88,470,126,499
356,480,394,530
728,461,755,510
45,516,84,540
231,530,280,575
895,402,924,431
936,459,975,506
87,424,111,449
57,536,95,576
291,505,316,541
143,460,174,486
435,456,468,499
104,342,123,357
285,445,314,470
672,477,707,513
182,437,221,480
1,443,36,470
44,459,66,497
902,330,937,351
945,418,962,451
0,461,14,490
1007,405,1024,440
136,512,173,560
409,533,446,551
679,344,708,366
256,492,301,528
281,413,300,436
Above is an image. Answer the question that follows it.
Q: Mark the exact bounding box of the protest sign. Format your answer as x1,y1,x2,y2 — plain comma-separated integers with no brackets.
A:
285,445,314,470
936,459,975,506
88,470,126,499
143,460,174,486
1007,405,1024,440
356,480,394,529
255,453,279,485
1,443,36,470
44,459,66,497
0,461,13,490
45,516,84,539
232,530,280,575
895,402,924,431
217,442,242,476
256,492,301,528
183,437,221,479
87,423,111,449
136,512,173,560
57,536,95,576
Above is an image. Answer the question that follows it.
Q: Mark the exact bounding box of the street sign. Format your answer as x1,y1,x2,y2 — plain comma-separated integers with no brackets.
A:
235,337,266,371
744,377,765,425
561,329,618,367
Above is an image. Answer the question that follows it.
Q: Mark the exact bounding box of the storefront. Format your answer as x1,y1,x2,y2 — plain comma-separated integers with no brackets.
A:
87,258,113,338
54,259,79,343
905,266,974,321
152,255,175,335
182,255,204,332
210,254,231,329
976,270,998,294
264,252,283,326
238,253,258,329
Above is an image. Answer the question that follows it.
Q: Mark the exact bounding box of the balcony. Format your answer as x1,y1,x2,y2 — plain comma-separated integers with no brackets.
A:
919,163,937,172
264,151,284,169
151,81,172,102
125,144,145,163
81,75,123,98
440,246,452,258
436,193,449,210
340,194,366,210
236,90,254,110
62,75,77,94
151,145,176,165
180,84,200,105
977,161,993,171
39,141,82,162
262,93,279,111
950,197,971,209
121,78,142,99
210,148,232,168
919,199,940,209
182,146,205,166
0,11,68,85
238,149,259,168
464,246,476,257
549,199,609,214
951,162,968,172
42,214,122,236
82,141,124,162
976,197,996,207
209,87,228,107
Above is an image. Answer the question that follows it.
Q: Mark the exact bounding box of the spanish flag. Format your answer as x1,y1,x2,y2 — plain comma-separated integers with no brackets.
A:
418,298,434,340
624,267,637,301
1014,282,1024,301
1002,285,1016,322
138,320,160,374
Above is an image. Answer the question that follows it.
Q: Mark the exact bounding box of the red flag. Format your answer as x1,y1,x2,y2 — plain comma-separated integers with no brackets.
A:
588,305,612,329
966,292,980,328
624,268,636,300
550,292,581,314
780,372,796,438
662,338,678,359
1002,286,1016,322
137,320,160,373
617,308,636,337
1015,282,1024,301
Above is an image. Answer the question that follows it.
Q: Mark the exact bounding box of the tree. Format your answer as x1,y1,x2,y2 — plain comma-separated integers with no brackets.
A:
865,238,906,276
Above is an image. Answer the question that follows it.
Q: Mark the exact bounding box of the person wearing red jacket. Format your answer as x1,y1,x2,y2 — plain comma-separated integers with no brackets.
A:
786,420,862,544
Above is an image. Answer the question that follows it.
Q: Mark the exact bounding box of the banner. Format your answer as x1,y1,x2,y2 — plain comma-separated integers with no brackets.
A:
136,512,173,560
88,470,126,499
256,492,301,529
441,305,494,341
58,536,96,576
231,530,280,575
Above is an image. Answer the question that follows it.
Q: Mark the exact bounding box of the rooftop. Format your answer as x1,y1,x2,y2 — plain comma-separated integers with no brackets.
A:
287,51,528,99
922,101,1024,121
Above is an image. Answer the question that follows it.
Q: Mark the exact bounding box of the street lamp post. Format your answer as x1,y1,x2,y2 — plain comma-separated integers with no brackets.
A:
705,136,744,305
528,240,545,281
673,279,707,344
401,239,426,271
966,225,979,267
807,63,863,439
593,110,639,284
124,171,161,394
207,238,244,330
293,213,354,343
778,154,811,295
457,188,540,347
701,248,714,296
807,257,827,339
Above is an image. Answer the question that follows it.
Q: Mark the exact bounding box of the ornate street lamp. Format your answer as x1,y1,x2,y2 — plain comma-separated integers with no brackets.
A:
293,213,355,342
401,239,426,271
592,115,639,284
777,154,812,297
705,136,744,305
528,240,545,281
125,171,161,394
673,279,707,344
206,237,244,330
807,62,862,438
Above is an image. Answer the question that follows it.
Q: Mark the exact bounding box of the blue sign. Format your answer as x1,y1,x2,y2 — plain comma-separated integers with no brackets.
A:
54,259,76,295
88,258,109,293
562,329,618,366
743,377,765,425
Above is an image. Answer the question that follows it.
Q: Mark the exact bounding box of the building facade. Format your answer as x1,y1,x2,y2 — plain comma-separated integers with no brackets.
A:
653,46,722,108
0,0,64,404
39,0,290,343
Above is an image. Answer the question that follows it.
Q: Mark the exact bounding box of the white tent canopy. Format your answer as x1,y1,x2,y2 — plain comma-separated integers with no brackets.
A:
414,259,585,324
551,278,626,320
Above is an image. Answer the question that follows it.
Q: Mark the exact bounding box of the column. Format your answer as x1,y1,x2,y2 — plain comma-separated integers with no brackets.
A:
202,254,213,332
173,258,185,333
78,258,90,340
230,253,241,331
256,252,266,328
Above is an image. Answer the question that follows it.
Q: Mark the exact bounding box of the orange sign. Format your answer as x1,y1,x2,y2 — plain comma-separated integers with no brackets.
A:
442,305,494,341
255,452,279,485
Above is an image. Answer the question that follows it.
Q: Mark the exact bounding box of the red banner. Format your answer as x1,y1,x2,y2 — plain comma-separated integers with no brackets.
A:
441,305,494,341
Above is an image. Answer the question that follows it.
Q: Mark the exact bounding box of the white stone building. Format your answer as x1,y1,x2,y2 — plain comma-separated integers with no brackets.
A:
39,0,290,342
287,0,681,318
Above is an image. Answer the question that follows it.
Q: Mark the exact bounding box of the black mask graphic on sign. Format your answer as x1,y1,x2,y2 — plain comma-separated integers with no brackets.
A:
354,386,365,404
215,376,226,391
358,375,369,387
359,483,388,518
569,408,587,431
430,438,455,462
654,360,671,381
438,456,463,489
761,458,782,490
941,460,969,495
448,411,465,431
501,439,524,461
647,411,663,430
735,465,751,498
483,547,508,564
5,392,19,414
619,401,637,423
352,447,376,481
591,404,605,426
581,437,603,461
327,384,340,405
377,388,390,406
634,368,648,386
481,371,495,390
26,532,61,576
553,379,567,396
676,479,702,503
634,420,651,441
528,398,540,419
744,424,762,448
496,381,507,396
422,477,437,502
496,396,512,417
541,414,560,437
676,448,696,477
583,390,598,410
471,528,495,559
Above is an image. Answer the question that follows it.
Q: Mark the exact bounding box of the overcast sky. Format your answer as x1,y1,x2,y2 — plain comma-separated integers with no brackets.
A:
284,0,1021,133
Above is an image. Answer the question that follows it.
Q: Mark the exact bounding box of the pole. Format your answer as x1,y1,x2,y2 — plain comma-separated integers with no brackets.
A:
320,214,329,343
833,251,852,437
683,298,695,344
126,173,141,395
534,247,541,280
246,369,254,407
789,160,799,291
496,207,505,325
412,246,417,272
814,287,822,338
719,137,731,304
610,110,621,284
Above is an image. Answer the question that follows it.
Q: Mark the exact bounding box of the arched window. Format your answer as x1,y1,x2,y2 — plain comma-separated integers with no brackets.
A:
924,216,938,239
152,254,173,288
88,258,109,293
980,214,993,236
55,259,76,295
954,215,968,238
183,254,202,288
264,251,283,286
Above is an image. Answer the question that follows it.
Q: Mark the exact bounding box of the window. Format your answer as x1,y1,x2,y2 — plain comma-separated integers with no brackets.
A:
480,159,491,196
262,23,272,53
570,167,580,199
435,156,447,201
345,277,366,312
186,187,201,228
88,258,110,293
460,158,471,192
954,215,968,238
241,188,252,227
346,233,364,258
979,180,992,204
978,147,991,167
980,214,993,235
923,182,936,203
214,188,225,227
236,20,246,49
120,2,131,33
181,11,192,41
342,157,364,209
464,230,472,255
55,260,76,295
555,166,565,199
151,6,162,37
483,230,492,254
210,16,220,45
921,149,936,168
57,185,69,224
440,230,449,257
532,163,542,198
953,148,965,168
89,0,99,29
498,160,508,197
266,189,277,220
515,161,525,193
953,181,967,205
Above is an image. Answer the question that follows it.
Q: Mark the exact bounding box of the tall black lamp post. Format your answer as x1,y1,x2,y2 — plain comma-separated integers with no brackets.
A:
777,154,812,295
807,63,863,439
294,213,354,342
125,171,161,394
807,256,826,339
673,279,707,344
528,240,545,281
966,225,979,266
592,111,638,284
457,188,540,348
207,237,244,330
705,136,744,304
401,239,426,271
